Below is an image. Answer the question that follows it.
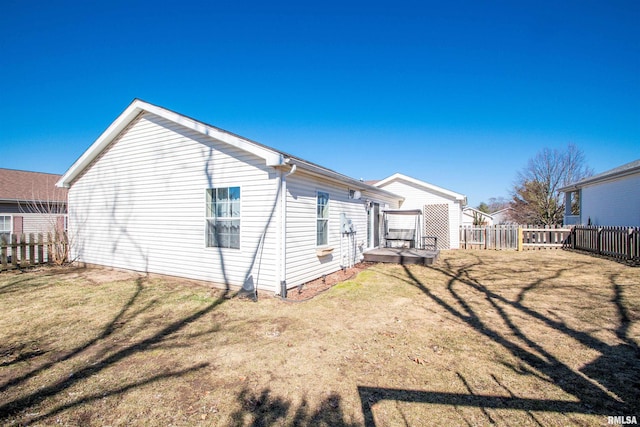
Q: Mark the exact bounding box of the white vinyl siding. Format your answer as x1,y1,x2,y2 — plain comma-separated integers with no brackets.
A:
65,107,406,293
580,174,640,227
67,112,280,292
283,172,371,288
22,214,62,235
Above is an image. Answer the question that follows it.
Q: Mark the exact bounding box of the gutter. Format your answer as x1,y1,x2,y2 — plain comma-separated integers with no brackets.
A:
288,158,402,201
559,164,640,193
278,161,297,296
0,198,67,204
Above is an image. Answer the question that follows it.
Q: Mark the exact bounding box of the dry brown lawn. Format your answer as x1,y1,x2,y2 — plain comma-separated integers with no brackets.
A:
0,250,638,426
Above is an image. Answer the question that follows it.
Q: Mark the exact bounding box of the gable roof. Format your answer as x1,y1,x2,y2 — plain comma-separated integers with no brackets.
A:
56,100,401,200
491,207,513,215
374,173,467,203
559,159,640,192
57,99,284,188
0,168,67,203
462,206,493,219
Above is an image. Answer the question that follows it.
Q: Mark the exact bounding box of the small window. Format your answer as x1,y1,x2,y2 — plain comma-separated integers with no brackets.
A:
0,215,10,243
317,191,329,246
206,187,240,249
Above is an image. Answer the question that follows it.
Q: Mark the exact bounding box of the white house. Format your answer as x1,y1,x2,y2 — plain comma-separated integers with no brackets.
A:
490,207,514,225
461,207,493,226
373,174,467,249
56,100,402,294
559,159,640,227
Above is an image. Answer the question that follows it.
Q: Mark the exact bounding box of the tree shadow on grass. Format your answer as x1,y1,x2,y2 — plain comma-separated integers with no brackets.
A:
229,387,359,427
360,254,639,425
0,274,233,424
0,344,46,368
0,270,66,296
0,277,147,396
579,273,640,412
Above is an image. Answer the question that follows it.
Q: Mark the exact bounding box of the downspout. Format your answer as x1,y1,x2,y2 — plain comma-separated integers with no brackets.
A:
279,162,296,296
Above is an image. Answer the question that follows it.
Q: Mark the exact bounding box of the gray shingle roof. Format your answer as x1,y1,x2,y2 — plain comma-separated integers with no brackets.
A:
559,159,640,191
0,168,68,203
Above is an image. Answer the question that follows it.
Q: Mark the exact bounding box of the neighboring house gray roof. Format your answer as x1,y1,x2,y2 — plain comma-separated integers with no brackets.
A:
0,168,67,203
559,159,640,192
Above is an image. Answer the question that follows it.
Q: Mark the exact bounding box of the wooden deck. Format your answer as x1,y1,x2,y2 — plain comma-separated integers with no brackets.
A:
363,248,439,265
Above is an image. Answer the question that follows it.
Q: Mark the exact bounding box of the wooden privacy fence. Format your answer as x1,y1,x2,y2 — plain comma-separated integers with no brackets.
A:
0,232,68,271
521,226,572,249
460,225,518,250
460,225,571,250
571,226,640,263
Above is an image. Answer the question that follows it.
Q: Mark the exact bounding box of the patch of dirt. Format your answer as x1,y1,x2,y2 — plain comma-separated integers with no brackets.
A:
283,262,374,301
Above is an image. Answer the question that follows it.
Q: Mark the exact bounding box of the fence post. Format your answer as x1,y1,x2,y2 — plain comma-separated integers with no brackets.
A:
464,227,468,249
484,227,487,250
37,233,44,264
20,233,26,265
597,228,602,255
1,235,7,270
462,227,466,249
29,233,35,265
47,232,53,263
517,227,523,251
11,234,18,269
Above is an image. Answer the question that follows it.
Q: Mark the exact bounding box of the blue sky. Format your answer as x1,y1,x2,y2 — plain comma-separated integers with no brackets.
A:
1,0,638,207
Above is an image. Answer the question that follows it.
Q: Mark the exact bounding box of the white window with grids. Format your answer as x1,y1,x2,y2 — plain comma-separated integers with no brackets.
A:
206,187,240,249
0,215,10,244
317,191,329,246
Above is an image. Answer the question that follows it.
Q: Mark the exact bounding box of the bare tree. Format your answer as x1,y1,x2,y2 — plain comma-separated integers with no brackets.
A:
16,184,69,265
509,144,593,226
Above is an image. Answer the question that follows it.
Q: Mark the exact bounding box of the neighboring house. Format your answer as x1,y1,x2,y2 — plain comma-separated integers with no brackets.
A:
462,207,493,226
372,174,467,249
490,207,515,225
56,100,402,294
0,168,67,243
559,159,640,227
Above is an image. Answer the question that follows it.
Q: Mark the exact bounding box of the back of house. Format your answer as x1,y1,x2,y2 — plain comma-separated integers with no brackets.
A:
57,100,402,293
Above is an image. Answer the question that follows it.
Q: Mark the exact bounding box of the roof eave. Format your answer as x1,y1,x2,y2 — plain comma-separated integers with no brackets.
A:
559,169,640,192
375,173,467,202
559,161,640,192
288,159,403,201
0,198,67,204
